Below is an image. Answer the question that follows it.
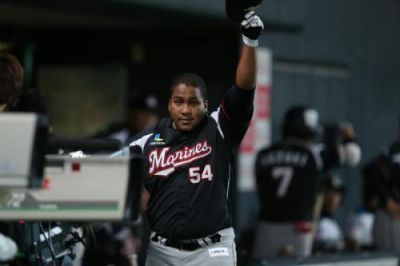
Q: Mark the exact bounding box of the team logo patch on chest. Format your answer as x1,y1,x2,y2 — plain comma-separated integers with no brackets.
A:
149,133,166,145
148,140,212,176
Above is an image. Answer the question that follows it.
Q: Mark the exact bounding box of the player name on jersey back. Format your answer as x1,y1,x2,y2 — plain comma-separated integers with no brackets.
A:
259,150,308,167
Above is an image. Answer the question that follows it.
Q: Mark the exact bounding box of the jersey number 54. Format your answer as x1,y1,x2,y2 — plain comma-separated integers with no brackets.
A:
189,164,213,184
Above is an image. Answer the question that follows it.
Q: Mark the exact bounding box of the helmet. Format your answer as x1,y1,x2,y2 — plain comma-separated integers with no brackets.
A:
282,106,319,140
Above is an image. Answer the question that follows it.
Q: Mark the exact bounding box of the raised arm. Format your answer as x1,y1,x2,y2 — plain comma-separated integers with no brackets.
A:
236,45,257,89
236,11,264,90
215,11,264,142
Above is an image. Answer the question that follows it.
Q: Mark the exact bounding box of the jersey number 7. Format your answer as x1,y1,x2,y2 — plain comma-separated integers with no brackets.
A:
272,166,294,198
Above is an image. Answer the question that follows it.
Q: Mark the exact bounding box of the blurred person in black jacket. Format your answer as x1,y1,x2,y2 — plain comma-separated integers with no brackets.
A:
93,93,160,145
363,124,400,252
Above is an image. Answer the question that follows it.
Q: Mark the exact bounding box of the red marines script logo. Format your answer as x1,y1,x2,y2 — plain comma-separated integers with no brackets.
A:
148,140,212,177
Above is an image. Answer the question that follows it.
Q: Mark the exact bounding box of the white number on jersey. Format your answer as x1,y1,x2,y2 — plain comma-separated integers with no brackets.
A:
272,166,294,198
189,164,213,184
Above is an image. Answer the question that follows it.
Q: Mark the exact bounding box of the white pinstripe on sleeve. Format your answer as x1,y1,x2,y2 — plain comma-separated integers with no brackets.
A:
111,133,153,157
210,108,225,139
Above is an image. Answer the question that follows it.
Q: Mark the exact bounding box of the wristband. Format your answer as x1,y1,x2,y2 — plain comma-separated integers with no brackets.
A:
242,35,259,47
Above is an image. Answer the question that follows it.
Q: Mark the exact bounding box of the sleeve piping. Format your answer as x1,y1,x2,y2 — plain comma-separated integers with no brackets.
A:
220,101,251,127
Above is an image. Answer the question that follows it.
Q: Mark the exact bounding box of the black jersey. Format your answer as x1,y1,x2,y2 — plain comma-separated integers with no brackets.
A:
126,85,254,240
363,141,400,206
255,141,341,223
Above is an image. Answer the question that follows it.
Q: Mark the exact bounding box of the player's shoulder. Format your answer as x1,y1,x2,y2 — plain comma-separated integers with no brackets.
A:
259,141,310,153
256,142,283,159
257,142,281,154
129,118,171,146
256,141,316,166
130,128,154,142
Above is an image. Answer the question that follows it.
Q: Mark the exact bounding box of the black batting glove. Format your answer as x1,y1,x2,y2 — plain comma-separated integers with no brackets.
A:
241,11,264,47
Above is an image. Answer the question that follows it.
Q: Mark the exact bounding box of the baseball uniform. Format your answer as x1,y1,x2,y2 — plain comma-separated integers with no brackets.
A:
252,139,359,258
116,85,254,265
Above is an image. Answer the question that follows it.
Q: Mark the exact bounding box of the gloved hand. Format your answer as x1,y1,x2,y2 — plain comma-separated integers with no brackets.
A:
241,11,264,47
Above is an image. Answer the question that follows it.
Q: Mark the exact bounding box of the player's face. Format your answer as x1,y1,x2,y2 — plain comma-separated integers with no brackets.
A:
168,84,208,132
323,190,342,214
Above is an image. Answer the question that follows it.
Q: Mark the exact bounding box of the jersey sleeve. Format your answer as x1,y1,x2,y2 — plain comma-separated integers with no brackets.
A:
213,84,255,146
111,128,154,157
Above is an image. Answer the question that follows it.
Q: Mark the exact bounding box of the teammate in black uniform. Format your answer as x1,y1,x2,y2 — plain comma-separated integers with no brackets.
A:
252,106,361,258
365,137,400,252
113,11,263,266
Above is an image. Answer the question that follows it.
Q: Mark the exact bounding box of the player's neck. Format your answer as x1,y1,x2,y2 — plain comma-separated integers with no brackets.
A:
284,137,311,148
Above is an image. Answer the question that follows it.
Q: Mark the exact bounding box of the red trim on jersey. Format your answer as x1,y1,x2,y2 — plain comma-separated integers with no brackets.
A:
220,101,250,127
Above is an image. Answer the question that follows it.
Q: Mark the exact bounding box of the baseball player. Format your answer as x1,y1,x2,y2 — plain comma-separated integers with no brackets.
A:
93,93,160,146
113,11,264,266
364,139,400,252
313,174,345,253
252,106,361,258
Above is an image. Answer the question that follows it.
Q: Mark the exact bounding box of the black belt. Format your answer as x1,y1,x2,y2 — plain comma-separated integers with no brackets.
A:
151,232,222,251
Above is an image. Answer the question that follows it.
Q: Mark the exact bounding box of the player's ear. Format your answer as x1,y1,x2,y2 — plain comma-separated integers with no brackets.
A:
168,98,172,113
203,100,209,113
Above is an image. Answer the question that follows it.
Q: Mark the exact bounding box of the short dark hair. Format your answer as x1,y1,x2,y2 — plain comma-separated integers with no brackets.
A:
169,73,207,100
0,53,24,105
